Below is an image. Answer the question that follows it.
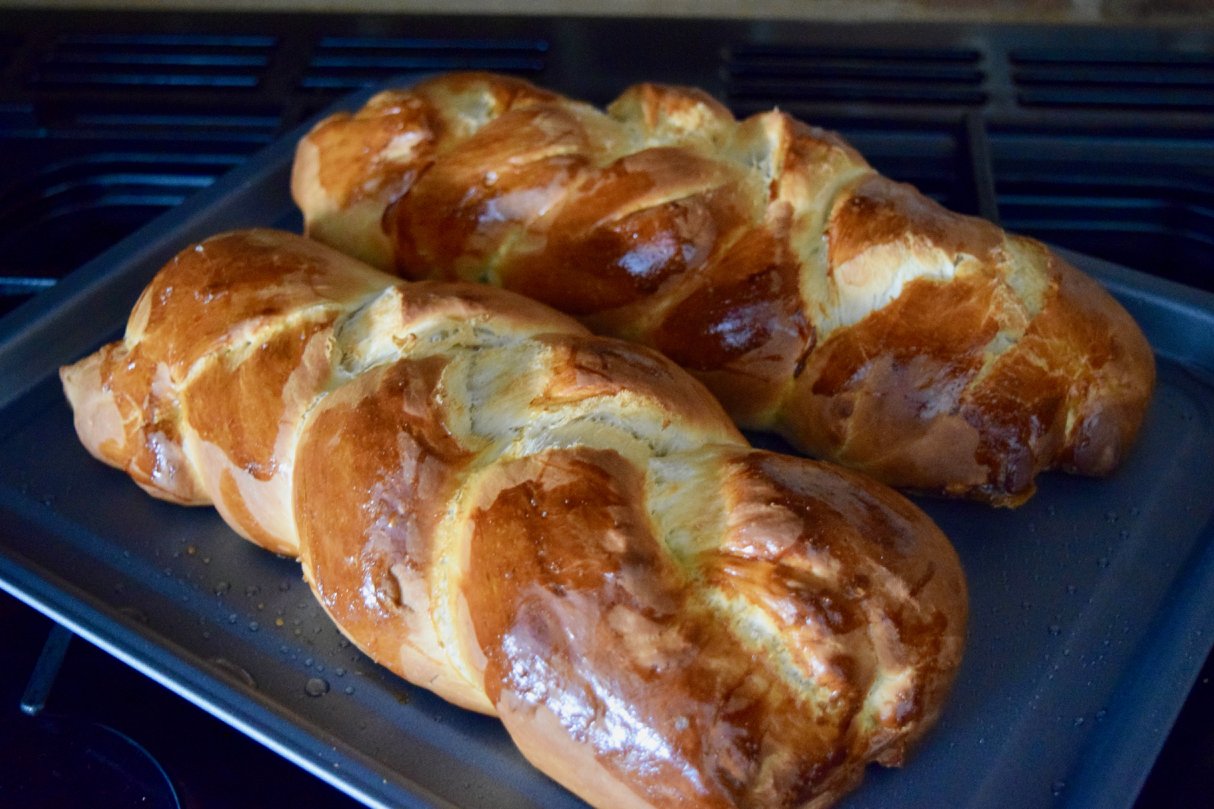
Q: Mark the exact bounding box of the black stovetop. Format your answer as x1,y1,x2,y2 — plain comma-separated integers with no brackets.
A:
1,9,1212,808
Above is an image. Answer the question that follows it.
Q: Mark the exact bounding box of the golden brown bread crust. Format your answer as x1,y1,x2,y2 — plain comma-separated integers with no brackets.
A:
292,71,1156,506
62,229,967,809
59,230,393,553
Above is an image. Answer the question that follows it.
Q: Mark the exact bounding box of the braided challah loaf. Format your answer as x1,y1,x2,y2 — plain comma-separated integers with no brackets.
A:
62,229,967,809
292,71,1156,506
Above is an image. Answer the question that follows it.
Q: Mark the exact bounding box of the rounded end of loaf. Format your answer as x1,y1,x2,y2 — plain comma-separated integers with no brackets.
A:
60,228,400,556
293,72,570,276
729,450,968,770
59,289,211,507
777,174,1156,505
1043,251,1156,479
291,129,397,271
465,443,965,809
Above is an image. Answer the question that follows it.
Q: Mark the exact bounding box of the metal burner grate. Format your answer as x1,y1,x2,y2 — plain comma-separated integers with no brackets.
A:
302,35,548,89
31,33,279,90
1011,49,1214,111
725,43,987,110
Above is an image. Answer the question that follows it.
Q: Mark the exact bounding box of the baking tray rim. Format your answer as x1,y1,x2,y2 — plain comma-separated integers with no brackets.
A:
1,74,1213,809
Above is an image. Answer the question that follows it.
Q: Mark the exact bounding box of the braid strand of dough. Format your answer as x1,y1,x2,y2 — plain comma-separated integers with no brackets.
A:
61,229,967,809
291,71,1156,506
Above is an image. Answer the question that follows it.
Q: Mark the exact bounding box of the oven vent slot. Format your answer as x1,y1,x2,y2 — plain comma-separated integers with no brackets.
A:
825,125,972,210
0,152,245,316
724,44,986,113
60,110,282,145
0,152,244,241
0,153,245,222
1012,50,1214,111
30,33,277,89
991,131,1214,289
302,36,547,89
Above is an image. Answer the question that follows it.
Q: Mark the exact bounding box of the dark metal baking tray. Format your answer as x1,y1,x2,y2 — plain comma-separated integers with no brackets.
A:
1,83,1213,809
